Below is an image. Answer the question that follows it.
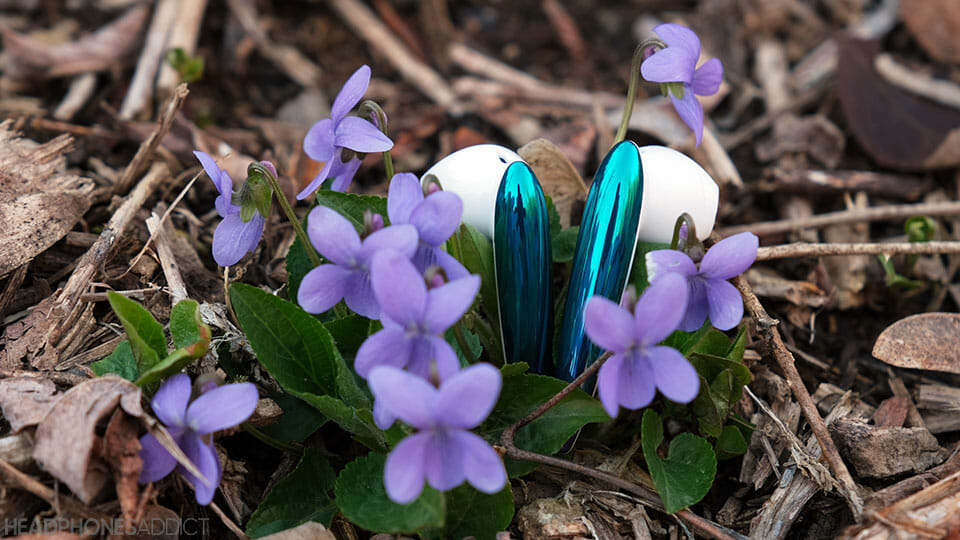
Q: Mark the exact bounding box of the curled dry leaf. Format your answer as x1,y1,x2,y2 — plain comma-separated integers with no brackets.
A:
517,138,588,228
900,0,960,64
1,4,149,80
837,38,960,170
102,409,143,522
0,376,59,432
32,375,143,504
0,123,93,277
259,522,337,540
873,313,960,374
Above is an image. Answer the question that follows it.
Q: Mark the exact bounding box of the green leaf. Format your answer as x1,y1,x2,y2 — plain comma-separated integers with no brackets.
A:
905,216,937,243
662,323,712,355
691,375,723,438
476,370,609,476
688,353,751,389
446,325,483,367
448,223,500,363
325,316,374,409
260,393,327,443
544,195,562,239
135,344,207,387
91,340,139,381
335,453,445,533
313,190,388,229
631,241,671,289
230,283,338,397
107,291,166,373
246,449,337,538
641,409,716,513
715,424,748,460
285,232,313,301
297,393,385,451
551,226,579,263
727,325,747,363
427,485,514,540
169,299,202,350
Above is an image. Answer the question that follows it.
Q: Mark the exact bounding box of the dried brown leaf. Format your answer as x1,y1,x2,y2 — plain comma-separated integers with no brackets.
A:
106,505,180,540
873,313,960,374
2,4,149,80
518,138,588,228
0,376,59,432
0,123,93,276
872,396,909,428
102,409,142,522
838,39,960,170
901,0,960,64
33,376,143,503
259,522,336,540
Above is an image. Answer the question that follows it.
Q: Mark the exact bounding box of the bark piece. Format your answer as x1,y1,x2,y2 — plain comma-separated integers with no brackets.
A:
102,409,143,522
32,376,143,503
830,418,948,478
517,498,591,539
872,396,909,428
900,0,960,64
873,313,960,374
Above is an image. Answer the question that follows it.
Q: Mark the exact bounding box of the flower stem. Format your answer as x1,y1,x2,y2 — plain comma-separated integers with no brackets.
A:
452,322,478,365
614,38,667,145
241,423,302,453
252,162,321,267
360,100,395,181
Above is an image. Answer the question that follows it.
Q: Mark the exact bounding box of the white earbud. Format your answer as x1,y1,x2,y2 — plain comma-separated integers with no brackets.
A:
634,145,719,243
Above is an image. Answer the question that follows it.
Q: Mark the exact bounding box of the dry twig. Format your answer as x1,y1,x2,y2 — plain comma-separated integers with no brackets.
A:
757,241,960,260
113,84,189,195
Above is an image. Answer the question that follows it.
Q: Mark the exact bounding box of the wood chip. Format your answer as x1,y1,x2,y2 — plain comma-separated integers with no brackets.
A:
830,418,947,478
0,376,59,432
873,313,960,374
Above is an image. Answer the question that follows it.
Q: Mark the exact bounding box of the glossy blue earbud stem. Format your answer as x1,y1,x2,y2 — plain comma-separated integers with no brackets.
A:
494,161,553,374
555,141,643,386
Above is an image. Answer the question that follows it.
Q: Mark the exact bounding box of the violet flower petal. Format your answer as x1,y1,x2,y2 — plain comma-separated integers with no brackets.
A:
597,353,625,417
212,213,262,267
297,158,334,200
298,264,351,314
584,296,635,353
669,90,705,147
335,116,394,153
194,151,224,193
692,57,723,96
354,327,409,378
424,432,466,491
368,366,437,429
652,23,701,58
409,191,463,247
151,373,190,427
372,397,398,430
306,206,361,265
422,275,480,335
632,273,689,346
456,430,506,494
343,270,379,319
185,382,259,435
617,355,656,410
387,173,423,224
357,224,418,261
330,65,370,122
435,363,501,429
641,45,697,84
645,249,697,282
429,248,470,281
179,434,221,505
647,346,699,403
138,433,178,482
329,154,363,193
403,336,460,382
680,278,709,332
698,232,758,280
303,118,336,162
384,431,428,504
705,278,743,330
371,250,427,325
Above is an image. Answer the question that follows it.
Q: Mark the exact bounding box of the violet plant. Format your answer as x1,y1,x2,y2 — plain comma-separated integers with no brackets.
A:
100,35,753,537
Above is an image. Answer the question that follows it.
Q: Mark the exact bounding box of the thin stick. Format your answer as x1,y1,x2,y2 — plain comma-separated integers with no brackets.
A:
0,458,111,521
119,0,177,120
155,0,208,97
113,84,189,195
731,272,864,519
209,501,250,540
757,241,960,260
146,210,189,304
721,200,960,237
329,0,456,110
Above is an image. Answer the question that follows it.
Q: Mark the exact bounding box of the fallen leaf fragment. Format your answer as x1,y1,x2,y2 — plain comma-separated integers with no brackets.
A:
2,4,149,80
873,313,960,374
0,376,60,432
106,505,180,540
900,0,960,64
259,522,336,540
837,39,960,170
102,409,143,522
517,138,588,228
33,376,143,503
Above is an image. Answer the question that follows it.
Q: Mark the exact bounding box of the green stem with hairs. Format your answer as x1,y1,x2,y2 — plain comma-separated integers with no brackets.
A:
614,38,667,145
360,100,395,180
252,162,321,268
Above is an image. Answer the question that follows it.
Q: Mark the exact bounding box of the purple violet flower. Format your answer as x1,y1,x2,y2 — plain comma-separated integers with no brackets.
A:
297,206,417,319
388,172,469,279
139,373,258,505
369,363,506,503
646,232,758,332
298,65,394,198
355,249,479,391
194,151,265,267
640,23,723,147
584,272,698,417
